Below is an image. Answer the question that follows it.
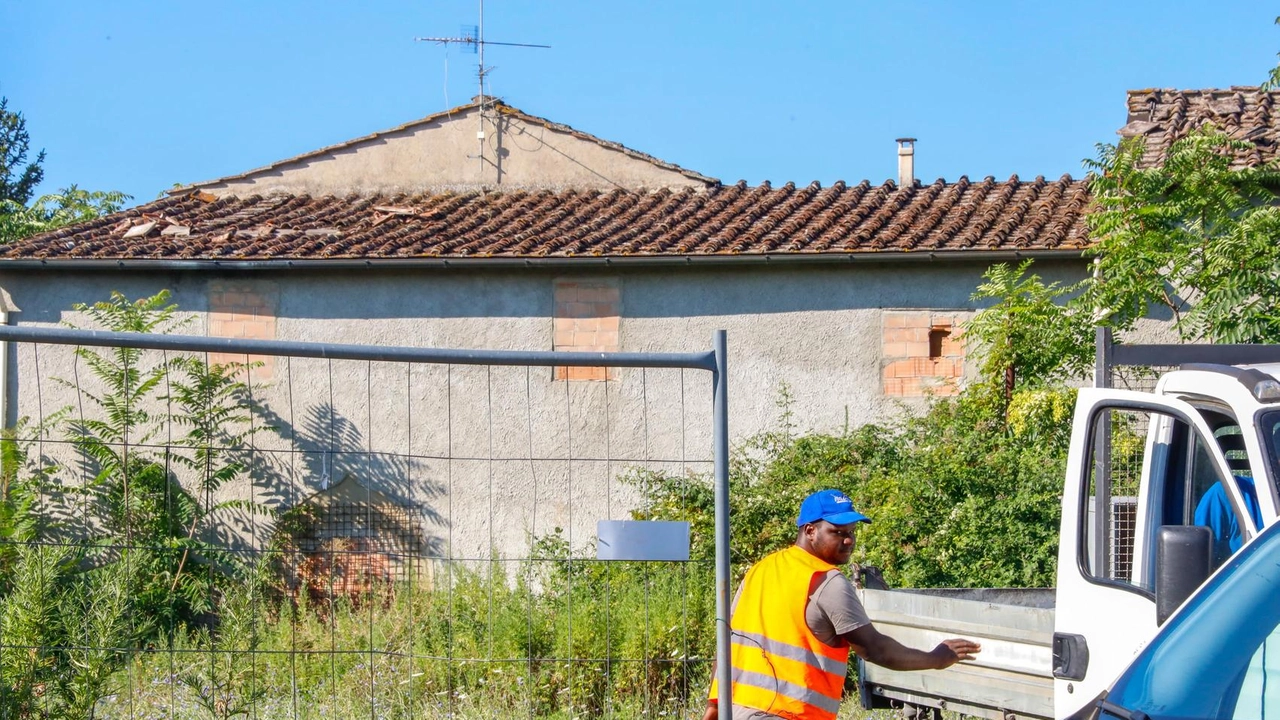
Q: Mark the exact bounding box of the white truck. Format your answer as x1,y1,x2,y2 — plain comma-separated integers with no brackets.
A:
857,339,1280,720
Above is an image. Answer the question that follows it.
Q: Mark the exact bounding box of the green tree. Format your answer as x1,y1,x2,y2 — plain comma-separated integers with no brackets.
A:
627,380,1066,590
1265,16,1280,90
1084,126,1280,343
0,96,130,243
57,291,267,630
964,261,1093,403
0,290,269,718
0,185,130,242
0,96,44,205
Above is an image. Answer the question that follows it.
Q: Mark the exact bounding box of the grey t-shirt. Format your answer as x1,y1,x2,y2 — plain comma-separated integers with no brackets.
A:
729,569,871,720
806,568,871,646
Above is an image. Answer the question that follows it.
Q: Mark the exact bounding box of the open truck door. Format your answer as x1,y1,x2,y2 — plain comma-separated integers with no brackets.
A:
1053,388,1258,719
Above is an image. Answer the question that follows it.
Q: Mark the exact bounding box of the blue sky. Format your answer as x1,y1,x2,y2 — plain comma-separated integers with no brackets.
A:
3,1,1277,206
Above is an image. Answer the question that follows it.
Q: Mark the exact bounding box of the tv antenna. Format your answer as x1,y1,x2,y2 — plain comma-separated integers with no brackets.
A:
415,0,550,182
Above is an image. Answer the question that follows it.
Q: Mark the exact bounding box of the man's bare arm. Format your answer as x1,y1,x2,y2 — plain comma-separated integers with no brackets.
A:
845,624,980,671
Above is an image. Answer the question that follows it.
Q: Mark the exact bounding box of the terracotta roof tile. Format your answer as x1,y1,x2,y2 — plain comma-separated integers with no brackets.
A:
3,176,1092,263
1120,87,1280,167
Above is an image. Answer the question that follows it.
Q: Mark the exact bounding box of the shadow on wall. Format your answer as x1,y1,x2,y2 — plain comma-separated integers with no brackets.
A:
253,401,448,556
251,402,448,608
44,400,448,585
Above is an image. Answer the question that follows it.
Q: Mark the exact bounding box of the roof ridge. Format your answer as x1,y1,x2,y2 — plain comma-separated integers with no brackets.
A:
166,174,1074,204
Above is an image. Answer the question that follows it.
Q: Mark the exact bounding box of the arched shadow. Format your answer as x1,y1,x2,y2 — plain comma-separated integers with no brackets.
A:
251,401,448,559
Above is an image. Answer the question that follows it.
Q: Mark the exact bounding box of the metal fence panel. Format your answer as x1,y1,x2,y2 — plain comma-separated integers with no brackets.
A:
0,325,729,720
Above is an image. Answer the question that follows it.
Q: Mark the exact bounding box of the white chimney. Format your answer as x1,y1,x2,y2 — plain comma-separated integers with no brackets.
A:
896,138,916,187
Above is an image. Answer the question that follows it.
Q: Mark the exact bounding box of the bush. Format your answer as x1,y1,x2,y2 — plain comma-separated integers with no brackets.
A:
633,382,1069,589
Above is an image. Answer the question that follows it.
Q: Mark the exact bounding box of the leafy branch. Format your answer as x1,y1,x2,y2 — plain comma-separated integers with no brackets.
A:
1084,127,1280,343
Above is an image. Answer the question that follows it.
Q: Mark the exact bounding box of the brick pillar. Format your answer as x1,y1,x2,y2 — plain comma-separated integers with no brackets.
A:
882,310,967,397
553,279,620,381
207,280,279,381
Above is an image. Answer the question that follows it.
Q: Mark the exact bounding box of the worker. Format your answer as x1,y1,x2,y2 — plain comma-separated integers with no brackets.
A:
1195,474,1263,567
705,489,981,720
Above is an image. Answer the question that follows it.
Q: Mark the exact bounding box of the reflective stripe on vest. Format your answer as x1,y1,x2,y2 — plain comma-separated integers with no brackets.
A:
732,629,847,677
710,545,851,720
729,667,843,717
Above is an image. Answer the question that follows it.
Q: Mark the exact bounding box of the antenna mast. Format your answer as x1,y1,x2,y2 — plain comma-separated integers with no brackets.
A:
415,1,549,183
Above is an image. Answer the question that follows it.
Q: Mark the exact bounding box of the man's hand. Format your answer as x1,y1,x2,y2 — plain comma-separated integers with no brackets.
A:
702,700,718,720
930,638,981,668
849,624,981,671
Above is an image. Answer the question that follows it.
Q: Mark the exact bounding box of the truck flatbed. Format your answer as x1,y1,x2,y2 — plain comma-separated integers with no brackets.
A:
858,588,1055,720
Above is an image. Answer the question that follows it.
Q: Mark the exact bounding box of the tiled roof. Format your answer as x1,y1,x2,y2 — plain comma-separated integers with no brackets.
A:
4,176,1091,263
180,97,719,191
1119,87,1280,167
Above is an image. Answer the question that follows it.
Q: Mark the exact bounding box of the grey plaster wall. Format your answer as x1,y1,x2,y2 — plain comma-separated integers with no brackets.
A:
196,108,710,196
0,259,1089,562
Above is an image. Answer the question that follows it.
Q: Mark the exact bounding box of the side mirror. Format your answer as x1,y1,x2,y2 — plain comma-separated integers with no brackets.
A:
1155,525,1212,625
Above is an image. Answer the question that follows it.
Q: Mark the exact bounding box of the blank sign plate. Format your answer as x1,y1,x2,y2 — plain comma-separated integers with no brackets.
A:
596,520,690,561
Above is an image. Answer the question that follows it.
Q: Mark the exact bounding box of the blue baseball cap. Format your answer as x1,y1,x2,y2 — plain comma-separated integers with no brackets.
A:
796,489,870,527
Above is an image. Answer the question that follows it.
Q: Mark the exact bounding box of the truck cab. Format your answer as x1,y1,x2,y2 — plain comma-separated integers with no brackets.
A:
1054,362,1280,717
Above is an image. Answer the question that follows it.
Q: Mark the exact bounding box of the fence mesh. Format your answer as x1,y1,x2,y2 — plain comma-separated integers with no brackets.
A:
1106,365,1177,395
2,330,720,720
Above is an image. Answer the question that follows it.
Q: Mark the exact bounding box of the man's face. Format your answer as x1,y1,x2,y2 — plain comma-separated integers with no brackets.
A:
805,520,857,565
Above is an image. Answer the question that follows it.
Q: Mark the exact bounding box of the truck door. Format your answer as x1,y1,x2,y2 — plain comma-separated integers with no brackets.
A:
1054,389,1253,719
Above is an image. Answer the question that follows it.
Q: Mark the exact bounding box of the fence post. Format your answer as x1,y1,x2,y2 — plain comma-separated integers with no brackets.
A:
1095,326,1113,389
713,329,732,720
1093,325,1113,576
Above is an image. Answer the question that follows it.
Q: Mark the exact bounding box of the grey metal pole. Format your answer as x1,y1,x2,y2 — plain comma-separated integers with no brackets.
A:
713,329,732,720
1093,325,1112,576
0,325,716,371
1095,326,1112,389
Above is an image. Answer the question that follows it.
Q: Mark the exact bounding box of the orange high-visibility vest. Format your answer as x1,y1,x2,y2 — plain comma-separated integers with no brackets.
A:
709,545,850,720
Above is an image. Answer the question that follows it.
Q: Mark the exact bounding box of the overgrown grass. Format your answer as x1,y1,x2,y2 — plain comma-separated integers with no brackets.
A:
83,551,716,720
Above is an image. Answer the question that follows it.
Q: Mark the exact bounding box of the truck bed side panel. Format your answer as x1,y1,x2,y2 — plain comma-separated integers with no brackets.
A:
859,588,1056,720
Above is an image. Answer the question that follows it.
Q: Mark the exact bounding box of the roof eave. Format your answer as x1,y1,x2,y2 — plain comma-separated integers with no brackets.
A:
0,248,1090,271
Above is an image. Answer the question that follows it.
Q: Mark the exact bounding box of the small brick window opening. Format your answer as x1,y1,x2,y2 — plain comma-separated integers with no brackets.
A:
928,327,951,359
882,311,966,397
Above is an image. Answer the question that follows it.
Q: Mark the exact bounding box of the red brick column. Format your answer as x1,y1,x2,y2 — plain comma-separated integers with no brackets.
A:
553,280,620,381
207,281,279,381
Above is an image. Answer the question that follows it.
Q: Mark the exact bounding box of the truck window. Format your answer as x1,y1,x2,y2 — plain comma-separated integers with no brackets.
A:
1188,432,1250,568
1082,407,1153,589
1083,407,1241,592
1259,410,1280,508
1211,423,1251,479
1194,412,1263,566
